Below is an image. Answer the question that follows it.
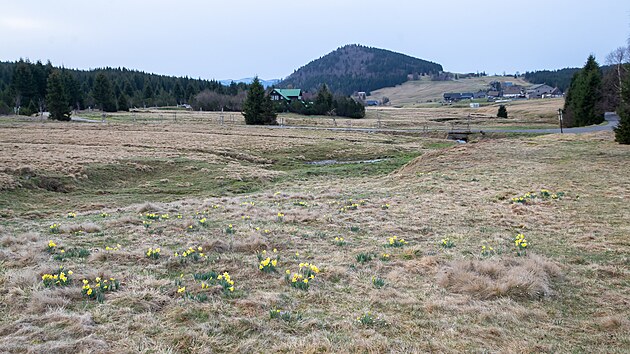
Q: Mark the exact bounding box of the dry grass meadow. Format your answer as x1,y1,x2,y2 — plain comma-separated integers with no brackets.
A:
369,76,532,106
0,108,629,353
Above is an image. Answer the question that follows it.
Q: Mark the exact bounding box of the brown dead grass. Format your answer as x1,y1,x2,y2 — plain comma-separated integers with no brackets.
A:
437,255,561,300
0,114,628,352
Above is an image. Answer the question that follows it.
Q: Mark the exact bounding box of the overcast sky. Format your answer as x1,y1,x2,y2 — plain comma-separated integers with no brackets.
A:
1,0,629,80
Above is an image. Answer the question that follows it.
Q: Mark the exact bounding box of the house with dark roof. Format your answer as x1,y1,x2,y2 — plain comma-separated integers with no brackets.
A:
443,93,462,102
487,90,501,99
526,84,555,99
270,89,303,102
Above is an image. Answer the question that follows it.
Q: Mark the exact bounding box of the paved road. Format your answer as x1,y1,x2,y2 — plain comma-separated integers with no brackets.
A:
475,112,619,134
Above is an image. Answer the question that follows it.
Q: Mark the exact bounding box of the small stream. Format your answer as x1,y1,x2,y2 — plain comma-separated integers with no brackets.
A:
306,158,389,166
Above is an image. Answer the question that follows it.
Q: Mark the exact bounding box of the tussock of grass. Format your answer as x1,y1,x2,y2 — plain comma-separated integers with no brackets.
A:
0,232,38,247
437,255,561,300
136,202,162,213
59,222,102,234
233,235,269,253
105,215,141,227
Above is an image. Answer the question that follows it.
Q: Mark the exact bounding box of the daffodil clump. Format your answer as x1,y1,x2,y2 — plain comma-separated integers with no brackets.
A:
193,270,218,282
225,223,235,234
293,201,309,207
257,249,279,273
481,245,496,257
46,240,58,253
514,233,528,256
174,246,207,263
269,309,302,322
177,280,211,302
340,203,359,212
356,252,373,264
217,272,235,294
440,238,455,249
143,220,152,229
67,212,76,218
511,189,565,204
372,276,386,289
41,267,73,287
285,262,320,290
381,203,390,210
333,237,346,246
380,253,391,261
198,217,208,227
356,312,386,327
82,276,119,302
53,247,90,261
146,247,161,259
276,212,285,222
176,270,235,298
254,227,271,234
100,212,109,218
49,223,61,234
386,236,408,248
105,244,122,251
144,213,160,220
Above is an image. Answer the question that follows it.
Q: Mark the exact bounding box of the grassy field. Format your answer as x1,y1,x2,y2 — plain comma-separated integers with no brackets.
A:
370,75,532,107
0,111,628,353
41,98,563,132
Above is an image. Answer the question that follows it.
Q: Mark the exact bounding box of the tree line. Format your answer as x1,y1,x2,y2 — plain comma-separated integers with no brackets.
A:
274,85,365,118
0,59,250,116
562,45,630,144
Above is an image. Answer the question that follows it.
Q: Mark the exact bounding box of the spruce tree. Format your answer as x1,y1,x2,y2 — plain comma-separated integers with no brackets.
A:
117,94,129,112
614,64,630,144
497,105,508,118
46,70,71,121
93,73,117,112
564,55,604,127
242,77,277,125
314,84,333,115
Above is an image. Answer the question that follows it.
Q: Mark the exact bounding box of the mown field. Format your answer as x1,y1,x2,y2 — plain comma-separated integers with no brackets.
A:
0,111,628,353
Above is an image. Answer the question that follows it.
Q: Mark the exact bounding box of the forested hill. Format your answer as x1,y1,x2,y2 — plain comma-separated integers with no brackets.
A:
524,65,614,92
523,68,580,91
0,59,249,114
279,44,443,95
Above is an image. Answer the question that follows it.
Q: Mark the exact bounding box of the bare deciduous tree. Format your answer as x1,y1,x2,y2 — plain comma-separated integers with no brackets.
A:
605,46,630,100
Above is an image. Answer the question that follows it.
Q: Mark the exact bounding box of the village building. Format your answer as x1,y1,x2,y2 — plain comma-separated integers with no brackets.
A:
270,89,303,103
526,84,555,99
502,86,525,99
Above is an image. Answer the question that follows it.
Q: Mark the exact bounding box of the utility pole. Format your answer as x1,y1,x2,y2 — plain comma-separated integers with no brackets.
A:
558,108,564,134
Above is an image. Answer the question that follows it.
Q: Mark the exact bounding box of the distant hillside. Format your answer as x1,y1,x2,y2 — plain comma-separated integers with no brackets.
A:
219,78,280,88
279,44,443,95
370,76,532,107
523,68,580,92
524,65,614,92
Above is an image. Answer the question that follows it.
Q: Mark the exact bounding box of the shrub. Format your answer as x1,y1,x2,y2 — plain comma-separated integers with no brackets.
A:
497,105,508,118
